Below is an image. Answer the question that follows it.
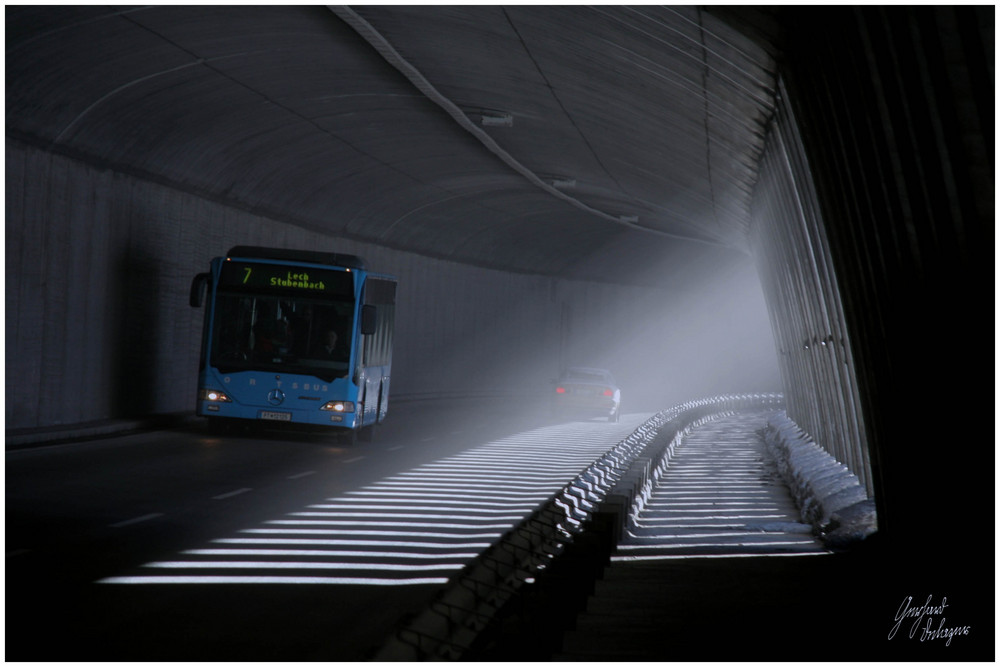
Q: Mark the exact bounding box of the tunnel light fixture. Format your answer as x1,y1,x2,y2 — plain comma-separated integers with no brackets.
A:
480,112,513,127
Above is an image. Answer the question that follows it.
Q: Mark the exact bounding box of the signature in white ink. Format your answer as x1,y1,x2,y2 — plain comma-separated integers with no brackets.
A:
889,595,971,646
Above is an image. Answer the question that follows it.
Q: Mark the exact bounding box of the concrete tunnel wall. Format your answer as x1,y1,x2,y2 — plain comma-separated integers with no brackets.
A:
5,7,991,580
757,6,992,555
5,139,779,432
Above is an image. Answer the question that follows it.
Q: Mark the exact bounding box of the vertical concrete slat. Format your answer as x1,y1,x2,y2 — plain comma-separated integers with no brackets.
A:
39,156,73,426
13,150,52,428
6,146,30,427
63,160,95,425
86,170,113,420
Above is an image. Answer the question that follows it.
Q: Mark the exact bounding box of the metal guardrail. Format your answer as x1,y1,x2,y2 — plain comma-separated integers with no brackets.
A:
372,393,784,660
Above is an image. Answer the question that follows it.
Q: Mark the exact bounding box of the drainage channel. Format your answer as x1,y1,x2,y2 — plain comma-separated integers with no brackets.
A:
372,394,784,660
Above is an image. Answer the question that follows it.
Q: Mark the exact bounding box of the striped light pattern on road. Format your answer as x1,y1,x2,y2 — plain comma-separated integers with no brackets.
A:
100,416,647,586
613,412,831,562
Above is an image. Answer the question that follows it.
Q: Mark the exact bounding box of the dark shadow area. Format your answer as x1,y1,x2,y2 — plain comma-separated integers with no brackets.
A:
114,247,161,417
547,538,989,663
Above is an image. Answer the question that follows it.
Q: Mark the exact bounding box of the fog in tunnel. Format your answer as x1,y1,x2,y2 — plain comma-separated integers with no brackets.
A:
556,253,781,413
392,239,781,418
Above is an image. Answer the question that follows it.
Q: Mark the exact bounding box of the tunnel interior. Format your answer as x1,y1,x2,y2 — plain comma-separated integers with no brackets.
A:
7,5,788,427
5,3,993,630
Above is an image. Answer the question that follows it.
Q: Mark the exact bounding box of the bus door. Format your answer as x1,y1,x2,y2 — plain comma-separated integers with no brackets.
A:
358,277,396,426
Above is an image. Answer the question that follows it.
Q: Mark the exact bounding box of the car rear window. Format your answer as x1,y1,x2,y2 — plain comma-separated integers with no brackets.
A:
566,370,610,383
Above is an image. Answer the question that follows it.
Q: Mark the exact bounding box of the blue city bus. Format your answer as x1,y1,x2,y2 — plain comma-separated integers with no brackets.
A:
189,246,396,437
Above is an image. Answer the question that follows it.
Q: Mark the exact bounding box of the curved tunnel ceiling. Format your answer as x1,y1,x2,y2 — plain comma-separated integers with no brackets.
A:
6,5,780,285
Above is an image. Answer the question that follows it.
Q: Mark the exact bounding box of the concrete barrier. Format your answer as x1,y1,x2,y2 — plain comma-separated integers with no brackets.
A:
373,393,787,660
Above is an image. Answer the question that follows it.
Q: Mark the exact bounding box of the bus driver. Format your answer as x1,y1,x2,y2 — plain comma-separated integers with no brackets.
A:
313,329,347,362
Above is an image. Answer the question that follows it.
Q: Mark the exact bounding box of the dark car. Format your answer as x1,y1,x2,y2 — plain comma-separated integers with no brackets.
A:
551,367,621,423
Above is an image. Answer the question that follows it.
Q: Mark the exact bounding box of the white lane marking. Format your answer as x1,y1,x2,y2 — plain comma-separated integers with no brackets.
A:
213,488,253,500
110,513,164,528
387,446,404,452
343,457,364,464
288,471,317,480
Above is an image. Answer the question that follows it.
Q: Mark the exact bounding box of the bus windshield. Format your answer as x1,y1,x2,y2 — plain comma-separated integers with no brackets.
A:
210,291,355,383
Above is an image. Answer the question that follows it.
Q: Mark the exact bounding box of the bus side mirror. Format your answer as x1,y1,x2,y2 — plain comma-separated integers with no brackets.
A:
361,304,377,335
190,272,210,308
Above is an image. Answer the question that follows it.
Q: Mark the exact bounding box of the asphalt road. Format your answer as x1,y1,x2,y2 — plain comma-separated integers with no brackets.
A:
6,402,647,661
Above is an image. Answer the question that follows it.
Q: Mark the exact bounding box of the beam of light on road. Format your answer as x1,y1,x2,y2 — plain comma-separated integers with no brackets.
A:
636,511,791,518
183,549,481,559
98,575,452,585
265,519,516,530
612,552,830,562
374,479,570,490
311,498,541,509
615,531,775,540
145,561,464,572
239,528,506,538
617,411,831,560
616,539,821,550
213,538,494,548
291,506,527,516
644,501,780,507
341,490,553,502
281,512,527,522
98,416,645,586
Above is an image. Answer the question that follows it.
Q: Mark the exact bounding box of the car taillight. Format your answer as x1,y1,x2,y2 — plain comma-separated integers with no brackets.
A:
603,388,614,397
556,386,567,394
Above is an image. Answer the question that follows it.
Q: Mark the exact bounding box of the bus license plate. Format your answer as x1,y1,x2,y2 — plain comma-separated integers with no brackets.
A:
259,411,292,422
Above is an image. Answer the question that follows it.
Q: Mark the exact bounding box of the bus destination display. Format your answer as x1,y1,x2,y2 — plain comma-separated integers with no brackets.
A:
219,261,353,297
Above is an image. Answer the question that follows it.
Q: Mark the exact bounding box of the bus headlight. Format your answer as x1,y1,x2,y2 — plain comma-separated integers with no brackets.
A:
199,389,233,402
320,401,355,413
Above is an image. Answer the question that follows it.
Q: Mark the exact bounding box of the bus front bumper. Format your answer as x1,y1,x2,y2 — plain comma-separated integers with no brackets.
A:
198,401,361,429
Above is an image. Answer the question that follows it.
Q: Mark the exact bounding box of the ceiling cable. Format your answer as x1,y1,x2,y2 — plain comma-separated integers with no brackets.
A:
330,5,717,244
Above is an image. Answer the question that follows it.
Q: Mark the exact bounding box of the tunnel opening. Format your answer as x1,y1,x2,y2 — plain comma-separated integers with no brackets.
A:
5,5,992,661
